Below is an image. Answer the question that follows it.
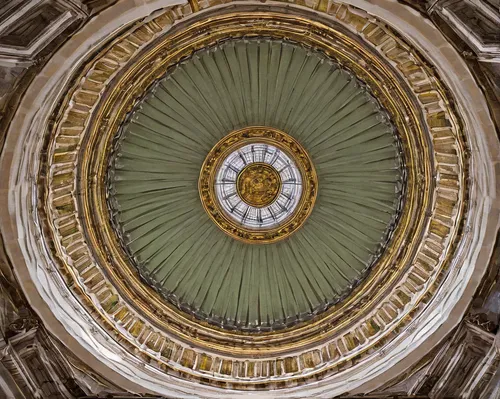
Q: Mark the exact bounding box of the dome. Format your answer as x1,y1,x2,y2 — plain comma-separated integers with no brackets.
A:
0,0,498,398
106,38,403,330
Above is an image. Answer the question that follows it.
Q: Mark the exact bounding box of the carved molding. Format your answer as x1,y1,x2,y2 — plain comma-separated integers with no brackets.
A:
0,262,119,398
430,0,500,59
0,0,88,66
380,321,500,398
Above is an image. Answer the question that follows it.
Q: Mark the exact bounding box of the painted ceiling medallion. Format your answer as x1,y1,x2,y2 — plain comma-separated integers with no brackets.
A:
236,163,282,208
199,127,315,242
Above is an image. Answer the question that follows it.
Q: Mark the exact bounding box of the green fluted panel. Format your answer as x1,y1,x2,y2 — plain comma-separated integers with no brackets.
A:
108,39,403,330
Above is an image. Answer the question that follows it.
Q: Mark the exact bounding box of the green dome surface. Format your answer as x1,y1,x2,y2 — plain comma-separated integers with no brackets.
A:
107,39,404,331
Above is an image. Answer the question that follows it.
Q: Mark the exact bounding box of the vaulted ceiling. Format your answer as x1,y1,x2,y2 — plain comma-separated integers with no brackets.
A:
0,1,498,398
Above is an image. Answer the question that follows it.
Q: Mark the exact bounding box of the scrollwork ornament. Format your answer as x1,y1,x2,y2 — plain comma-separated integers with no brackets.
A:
198,127,318,244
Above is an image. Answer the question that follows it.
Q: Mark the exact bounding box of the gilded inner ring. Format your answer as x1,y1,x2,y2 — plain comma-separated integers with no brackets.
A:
237,163,281,208
199,126,318,244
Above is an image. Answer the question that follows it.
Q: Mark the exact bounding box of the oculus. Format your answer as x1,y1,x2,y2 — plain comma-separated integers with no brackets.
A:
216,141,302,226
200,127,315,241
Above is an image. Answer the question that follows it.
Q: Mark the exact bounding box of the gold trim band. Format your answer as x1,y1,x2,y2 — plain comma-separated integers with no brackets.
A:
199,127,317,244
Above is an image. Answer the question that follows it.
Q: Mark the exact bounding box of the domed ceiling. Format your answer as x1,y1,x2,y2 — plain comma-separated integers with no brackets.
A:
107,38,403,330
1,0,498,398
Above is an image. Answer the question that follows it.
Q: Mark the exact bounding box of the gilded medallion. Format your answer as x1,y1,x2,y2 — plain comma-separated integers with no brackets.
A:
237,163,281,208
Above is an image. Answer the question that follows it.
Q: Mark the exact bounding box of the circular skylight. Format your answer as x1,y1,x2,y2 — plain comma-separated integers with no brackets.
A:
215,143,302,228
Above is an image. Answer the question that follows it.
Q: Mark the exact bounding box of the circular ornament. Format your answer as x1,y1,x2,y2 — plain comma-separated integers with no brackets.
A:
236,162,282,208
199,127,317,243
26,2,476,392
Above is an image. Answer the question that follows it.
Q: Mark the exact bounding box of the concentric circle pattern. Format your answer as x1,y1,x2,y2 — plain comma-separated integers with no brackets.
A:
199,126,317,242
25,1,479,392
107,38,404,330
